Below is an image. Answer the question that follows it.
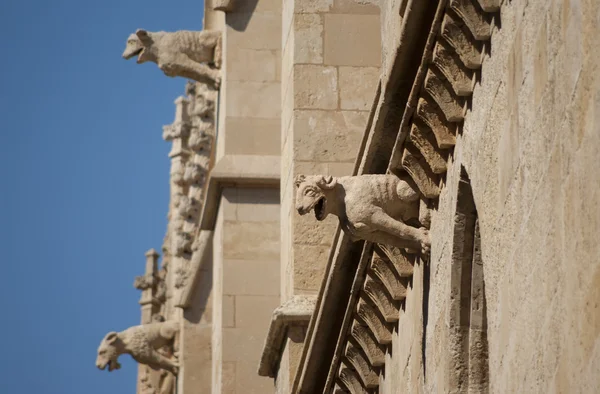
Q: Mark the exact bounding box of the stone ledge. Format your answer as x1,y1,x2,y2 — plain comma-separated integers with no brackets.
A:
257,295,317,378
200,154,280,231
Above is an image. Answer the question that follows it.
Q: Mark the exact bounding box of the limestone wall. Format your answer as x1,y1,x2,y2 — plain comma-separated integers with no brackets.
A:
212,188,281,394
208,0,283,393
278,0,381,389
380,0,600,392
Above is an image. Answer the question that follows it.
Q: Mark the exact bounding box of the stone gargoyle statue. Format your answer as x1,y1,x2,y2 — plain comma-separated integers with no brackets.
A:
295,174,431,255
122,29,222,87
96,320,179,375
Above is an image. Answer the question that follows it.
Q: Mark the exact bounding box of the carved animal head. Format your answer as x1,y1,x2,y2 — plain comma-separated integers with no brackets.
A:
122,29,154,64
294,175,338,221
96,332,124,372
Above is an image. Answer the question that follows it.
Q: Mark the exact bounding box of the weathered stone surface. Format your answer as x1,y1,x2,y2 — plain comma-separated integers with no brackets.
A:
345,341,379,388
323,14,381,66
227,48,280,82
408,123,448,174
433,40,475,97
293,110,367,162
369,255,409,300
351,321,385,367
363,275,399,323
449,0,493,41
401,144,441,199
356,298,393,344
294,65,338,109
441,12,484,69
424,68,465,122
416,96,457,149
338,366,368,394
339,66,380,110
294,14,323,64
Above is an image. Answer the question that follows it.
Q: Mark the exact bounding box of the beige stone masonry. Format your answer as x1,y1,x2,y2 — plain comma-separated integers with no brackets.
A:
275,0,381,389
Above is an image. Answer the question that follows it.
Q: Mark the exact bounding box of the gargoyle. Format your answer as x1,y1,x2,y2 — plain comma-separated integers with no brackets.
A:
96,320,179,375
295,174,431,255
122,29,222,87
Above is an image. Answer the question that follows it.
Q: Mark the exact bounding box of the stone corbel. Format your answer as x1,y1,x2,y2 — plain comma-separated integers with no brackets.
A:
258,296,317,378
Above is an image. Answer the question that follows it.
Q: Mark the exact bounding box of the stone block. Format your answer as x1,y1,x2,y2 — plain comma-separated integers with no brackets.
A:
331,0,379,14
293,110,368,162
223,295,235,328
235,0,281,13
222,327,266,362
224,117,281,156
327,162,355,176
234,295,280,329
180,324,212,392
294,65,338,109
293,211,337,246
221,188,239,221
293,244,330,291
236,188,280,222
223,259,280,295
222,361,236,394
324,14,381,66
295,0,333,13
235,361,277,393
226,81,281,119
227,12,282,50
295,14,323,64
227,48,280,82
339,66,380,110
223,221,280,260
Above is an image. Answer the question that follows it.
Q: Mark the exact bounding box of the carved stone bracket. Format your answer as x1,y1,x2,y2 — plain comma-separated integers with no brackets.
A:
258,296,317,378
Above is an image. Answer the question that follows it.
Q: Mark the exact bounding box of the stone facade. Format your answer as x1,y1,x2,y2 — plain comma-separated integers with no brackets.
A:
97,0,599,393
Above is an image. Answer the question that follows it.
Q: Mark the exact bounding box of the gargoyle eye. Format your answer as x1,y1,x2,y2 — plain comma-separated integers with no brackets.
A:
305,190,315,197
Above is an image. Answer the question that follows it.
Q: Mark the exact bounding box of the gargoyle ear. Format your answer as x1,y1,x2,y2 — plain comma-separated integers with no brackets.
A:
294,175,306,188
105,332,118,344
136,29,150,42
317,175,337,189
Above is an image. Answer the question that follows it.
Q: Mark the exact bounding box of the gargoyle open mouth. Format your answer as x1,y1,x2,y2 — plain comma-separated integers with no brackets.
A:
314,197,326,221
123,47,144,62
100,360,121,372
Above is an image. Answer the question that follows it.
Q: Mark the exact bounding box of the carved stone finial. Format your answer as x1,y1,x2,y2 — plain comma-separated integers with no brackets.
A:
122,29,222,88
96,321,179,375
294,174,431,255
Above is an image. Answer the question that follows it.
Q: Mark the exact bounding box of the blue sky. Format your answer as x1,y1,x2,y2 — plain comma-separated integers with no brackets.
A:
0,1,203,392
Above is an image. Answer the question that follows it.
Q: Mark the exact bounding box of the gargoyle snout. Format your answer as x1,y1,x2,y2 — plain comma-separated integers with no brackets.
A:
296,205,307,215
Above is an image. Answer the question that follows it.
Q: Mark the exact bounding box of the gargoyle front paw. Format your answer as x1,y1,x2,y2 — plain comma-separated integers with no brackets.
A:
419,227,431,256
212,74,221,89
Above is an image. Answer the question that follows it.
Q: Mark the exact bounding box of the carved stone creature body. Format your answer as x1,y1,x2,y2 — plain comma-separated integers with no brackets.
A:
295,174,430,254
96,320,179,374
122,29,222,87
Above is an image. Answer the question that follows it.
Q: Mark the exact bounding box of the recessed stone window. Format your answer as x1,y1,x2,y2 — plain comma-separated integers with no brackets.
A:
448,167,489,393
